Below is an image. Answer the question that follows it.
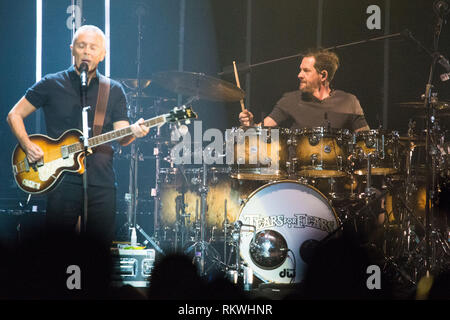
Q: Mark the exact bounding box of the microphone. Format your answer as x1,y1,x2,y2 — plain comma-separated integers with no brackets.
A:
79,62,88,89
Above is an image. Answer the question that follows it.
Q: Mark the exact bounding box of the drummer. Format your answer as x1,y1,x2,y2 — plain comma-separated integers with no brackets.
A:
239,48,370,132
238,49,391,230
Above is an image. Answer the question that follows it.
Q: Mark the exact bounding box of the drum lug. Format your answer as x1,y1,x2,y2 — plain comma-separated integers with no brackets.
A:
311,153,319,166
309,135,320,146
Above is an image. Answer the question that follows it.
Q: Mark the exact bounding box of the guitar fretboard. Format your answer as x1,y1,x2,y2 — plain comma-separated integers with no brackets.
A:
67,115,167,153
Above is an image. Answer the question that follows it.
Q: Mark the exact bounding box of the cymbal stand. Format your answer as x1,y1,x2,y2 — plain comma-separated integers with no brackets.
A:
184,159,221,277
124,6,146,245
174,166,191,251
356,152,379,234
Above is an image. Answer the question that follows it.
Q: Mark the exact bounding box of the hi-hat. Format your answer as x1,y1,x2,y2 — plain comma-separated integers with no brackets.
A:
119,78,152,90
151,71,245,102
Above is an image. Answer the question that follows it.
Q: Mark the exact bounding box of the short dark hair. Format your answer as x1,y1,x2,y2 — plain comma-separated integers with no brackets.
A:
304,49,340,82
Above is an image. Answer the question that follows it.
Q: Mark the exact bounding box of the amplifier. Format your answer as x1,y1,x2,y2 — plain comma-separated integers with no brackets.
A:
110,245,156,288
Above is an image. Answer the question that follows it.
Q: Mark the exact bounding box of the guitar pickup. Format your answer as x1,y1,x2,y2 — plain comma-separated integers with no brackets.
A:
24,158,30,172
61,145,69,159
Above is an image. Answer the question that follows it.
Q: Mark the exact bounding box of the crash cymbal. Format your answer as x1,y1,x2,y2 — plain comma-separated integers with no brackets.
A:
119,78,152,90
396,101,450,110
151,71,245,102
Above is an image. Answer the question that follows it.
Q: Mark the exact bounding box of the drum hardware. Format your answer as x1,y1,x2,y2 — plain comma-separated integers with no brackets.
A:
174,181,191,252
221,219,261,289
183,157,222,277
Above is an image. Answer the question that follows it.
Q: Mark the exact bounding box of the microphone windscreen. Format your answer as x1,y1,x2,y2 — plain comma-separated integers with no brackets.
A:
79,62,88,72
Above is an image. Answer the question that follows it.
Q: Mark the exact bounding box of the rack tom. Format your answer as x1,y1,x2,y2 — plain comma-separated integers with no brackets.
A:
292,127,351,178
352,130,400,176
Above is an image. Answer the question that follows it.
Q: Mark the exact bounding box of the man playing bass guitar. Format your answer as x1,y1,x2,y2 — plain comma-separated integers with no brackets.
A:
7,25,150,247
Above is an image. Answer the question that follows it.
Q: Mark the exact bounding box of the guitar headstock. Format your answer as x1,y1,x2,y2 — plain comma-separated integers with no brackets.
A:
168,105,198,125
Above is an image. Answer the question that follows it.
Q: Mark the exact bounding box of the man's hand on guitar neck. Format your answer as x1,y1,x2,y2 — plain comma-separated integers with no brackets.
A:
130,118,150,138
114,117,150,146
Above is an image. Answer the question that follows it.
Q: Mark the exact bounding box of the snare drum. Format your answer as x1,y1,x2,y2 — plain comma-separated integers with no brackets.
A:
352,130,400,176
238,181,338,284
293,127,352,178
227,126,289,181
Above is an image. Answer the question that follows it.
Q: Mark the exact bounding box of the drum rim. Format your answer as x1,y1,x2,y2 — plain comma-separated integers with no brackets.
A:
238,179,339,222
354,129,400,136
291,127,351,136
230,126,291,134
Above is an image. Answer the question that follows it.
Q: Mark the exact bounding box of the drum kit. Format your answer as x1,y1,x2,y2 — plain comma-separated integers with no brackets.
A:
119,70,449,292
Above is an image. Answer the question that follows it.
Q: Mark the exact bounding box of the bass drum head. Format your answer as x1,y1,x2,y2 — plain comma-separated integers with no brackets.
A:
238,180,338,284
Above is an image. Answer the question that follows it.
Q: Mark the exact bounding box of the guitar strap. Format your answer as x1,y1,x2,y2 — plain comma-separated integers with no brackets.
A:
92,75,111,137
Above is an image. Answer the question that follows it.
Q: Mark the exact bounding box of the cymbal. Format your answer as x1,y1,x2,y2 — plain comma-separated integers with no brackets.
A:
119,78,152,90
125,92,177,102
126,92,154,98
151,71,245,102
396,101,450,110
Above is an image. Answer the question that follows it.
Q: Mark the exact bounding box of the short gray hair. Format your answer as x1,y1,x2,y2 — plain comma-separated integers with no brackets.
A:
71,25,106,49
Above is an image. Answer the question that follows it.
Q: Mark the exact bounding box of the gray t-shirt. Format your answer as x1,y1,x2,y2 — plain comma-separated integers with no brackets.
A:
268,90,368,131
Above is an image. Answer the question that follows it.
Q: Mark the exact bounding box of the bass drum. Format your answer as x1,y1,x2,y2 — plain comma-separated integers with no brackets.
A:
238,181,338,284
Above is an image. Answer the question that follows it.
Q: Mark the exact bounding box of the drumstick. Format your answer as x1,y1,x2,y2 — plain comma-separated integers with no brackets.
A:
233,61,246,112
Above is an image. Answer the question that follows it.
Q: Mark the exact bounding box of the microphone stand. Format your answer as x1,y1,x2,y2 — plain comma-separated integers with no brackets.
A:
81,85,90,234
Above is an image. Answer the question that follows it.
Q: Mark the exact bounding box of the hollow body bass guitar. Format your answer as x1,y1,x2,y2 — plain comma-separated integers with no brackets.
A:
11,106,196,194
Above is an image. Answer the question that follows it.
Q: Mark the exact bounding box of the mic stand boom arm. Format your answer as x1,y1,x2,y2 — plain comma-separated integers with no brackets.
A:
219,31,404,76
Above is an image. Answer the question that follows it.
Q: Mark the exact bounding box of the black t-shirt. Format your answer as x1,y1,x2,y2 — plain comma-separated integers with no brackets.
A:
268,90,368,131
25,65,129,188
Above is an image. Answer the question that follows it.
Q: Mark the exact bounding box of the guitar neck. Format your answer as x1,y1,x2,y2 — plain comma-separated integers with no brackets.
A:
89,115,167,148
70,114,168,153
